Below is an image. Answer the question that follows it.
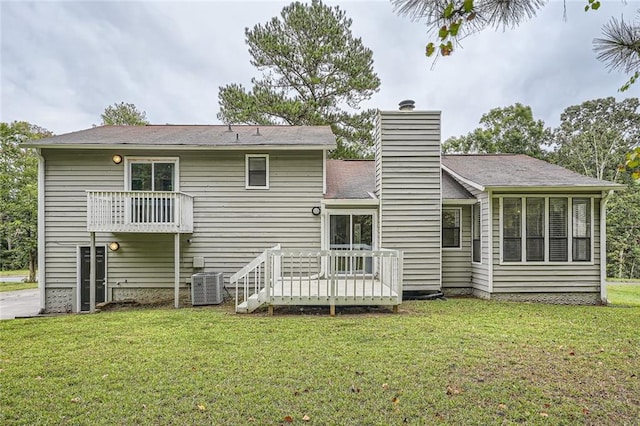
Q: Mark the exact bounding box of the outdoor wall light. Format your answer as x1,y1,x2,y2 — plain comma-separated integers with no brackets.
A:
311,206,321,216
108,241,120,251
112,154,123,164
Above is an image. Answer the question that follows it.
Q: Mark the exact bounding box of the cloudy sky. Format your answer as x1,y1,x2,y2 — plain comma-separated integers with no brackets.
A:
1,0,638,140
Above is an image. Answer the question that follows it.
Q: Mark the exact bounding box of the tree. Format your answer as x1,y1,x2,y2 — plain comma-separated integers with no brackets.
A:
549,97,640,183
607,182,640,278
101,102,149,126
392,0,639,91
217,0,381,159
0,121,52,281
442,103,547,159
623,146,640,180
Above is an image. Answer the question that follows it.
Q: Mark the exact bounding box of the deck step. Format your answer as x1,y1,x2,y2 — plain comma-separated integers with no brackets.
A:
236,291,266,314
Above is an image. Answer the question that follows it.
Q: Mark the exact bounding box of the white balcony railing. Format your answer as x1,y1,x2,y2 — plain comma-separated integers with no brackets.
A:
86,191,194,233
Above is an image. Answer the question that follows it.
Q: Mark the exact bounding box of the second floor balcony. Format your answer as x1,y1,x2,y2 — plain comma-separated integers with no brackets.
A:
86,191,194,233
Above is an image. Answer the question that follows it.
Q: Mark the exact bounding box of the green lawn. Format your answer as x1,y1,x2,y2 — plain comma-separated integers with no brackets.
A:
1,300,638,425
608,281,640,307
0,269,28,278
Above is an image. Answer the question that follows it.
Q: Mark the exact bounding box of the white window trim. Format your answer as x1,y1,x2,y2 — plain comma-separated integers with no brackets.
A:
471,201,482,264
498,194,595,266
124,157,180,191
442,207,462,250
245,154,269,190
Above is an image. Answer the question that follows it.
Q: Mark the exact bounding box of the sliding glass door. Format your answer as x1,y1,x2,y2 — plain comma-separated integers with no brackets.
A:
329,214,373,274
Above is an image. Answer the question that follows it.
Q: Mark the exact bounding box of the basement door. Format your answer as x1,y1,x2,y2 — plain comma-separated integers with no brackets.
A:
79,246,106,311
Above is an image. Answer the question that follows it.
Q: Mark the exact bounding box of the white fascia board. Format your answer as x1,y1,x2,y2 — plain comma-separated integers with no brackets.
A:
322,199,380,207
30,144,336,151
443,199,477,205
487,185,626,192
441,165,485,191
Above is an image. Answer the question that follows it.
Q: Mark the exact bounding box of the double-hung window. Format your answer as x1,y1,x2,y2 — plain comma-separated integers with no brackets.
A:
442,208,461,248
246,154,269,189
501,196,593,263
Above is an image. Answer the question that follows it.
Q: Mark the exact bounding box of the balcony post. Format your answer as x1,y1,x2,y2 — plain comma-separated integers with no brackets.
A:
89,232,96,313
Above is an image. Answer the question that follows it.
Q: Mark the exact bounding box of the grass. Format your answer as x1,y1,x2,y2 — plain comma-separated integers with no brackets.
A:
0,270,28,278
0,270,36,292
608,281,640,307
1,300,638,425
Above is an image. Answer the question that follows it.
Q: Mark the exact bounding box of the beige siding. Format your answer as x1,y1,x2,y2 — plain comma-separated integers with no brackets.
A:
442,205,472,288
491,196,602,293
42,149,324,309
378,111,441,292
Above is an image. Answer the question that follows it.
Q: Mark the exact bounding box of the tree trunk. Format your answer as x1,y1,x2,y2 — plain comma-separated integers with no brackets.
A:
28,251,36,283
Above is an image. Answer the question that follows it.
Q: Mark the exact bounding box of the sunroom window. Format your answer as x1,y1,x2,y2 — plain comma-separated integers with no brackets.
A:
501,196,593,263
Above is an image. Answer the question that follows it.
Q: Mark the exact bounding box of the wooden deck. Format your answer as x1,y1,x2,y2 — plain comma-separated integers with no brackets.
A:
270,276,398,305
233,246,403,314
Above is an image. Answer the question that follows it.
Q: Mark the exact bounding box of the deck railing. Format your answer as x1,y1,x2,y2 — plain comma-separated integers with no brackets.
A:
232,246,403,313
86,191,194,233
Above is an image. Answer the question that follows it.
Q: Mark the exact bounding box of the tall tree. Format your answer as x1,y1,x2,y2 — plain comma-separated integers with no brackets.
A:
549,97,640,183
217,0,381,159
442,103,547,159
607,182,640,278
392,0,640,91
101,102,149,126
0,121,52,281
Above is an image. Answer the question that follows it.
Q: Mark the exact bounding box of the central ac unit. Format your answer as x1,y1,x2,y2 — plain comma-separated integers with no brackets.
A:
191,272,224,305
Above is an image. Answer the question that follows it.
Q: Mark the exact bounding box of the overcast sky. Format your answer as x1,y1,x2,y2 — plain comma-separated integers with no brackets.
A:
1,0,638,140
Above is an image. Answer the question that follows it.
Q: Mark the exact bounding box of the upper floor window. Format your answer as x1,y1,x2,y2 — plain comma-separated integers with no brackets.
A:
246,154,269,189
501,196,593,263
442,208,461,248
127,158,178,192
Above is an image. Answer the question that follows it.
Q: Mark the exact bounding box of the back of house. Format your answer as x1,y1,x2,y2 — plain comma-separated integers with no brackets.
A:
26,102,622,314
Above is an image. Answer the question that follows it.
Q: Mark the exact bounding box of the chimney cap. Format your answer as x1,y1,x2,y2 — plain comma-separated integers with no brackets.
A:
399,99,415,111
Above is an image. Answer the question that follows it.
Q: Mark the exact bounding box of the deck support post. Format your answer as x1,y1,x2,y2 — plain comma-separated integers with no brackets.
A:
330,304,335,317
89,232,96,313
174,233,180,308
268,305,274,316
392,305,398,314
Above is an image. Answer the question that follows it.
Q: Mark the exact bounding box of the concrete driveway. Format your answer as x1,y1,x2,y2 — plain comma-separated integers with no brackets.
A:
0,289,40,320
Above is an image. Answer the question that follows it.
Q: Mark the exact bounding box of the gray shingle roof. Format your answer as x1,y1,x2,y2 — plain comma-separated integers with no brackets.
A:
442,154,623,190
325,160,376,199
442,170,474,200
26,125,336,148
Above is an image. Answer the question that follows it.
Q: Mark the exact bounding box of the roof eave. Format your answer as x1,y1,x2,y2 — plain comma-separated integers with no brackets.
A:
486,184,626,192
28,143,337,151
443,198,477,205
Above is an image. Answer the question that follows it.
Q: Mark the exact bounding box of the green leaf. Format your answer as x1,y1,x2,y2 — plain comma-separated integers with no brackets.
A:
438,26,449,39
450,21,461,37
463,0,474,13
443,2,454,19
591,1,600,10
426,42,435,57
584,5,589,12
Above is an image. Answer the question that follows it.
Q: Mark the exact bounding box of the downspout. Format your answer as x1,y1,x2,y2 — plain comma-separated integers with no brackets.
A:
37,149,46,314
600,190,614,304
487,190,494,294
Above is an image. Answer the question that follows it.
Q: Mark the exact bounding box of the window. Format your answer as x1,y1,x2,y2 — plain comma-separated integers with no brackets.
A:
549,198,568,261
526,198,544,261
573,198,591,261
442,208,461,248
472,202,481,263
246,154,269,189
501,196,593,263
126,158,178,224
502,198,522,261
